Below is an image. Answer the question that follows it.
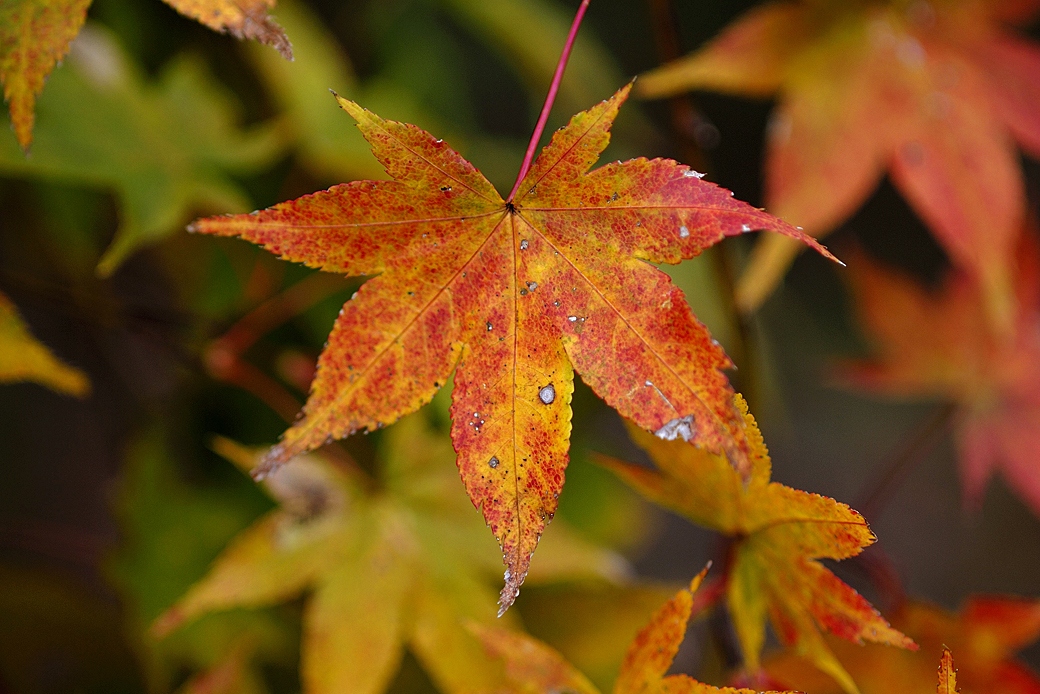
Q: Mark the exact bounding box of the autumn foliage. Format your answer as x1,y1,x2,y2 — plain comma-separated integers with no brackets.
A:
2,1,1040,694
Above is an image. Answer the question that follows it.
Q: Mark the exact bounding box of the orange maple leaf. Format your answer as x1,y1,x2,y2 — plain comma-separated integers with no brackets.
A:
0,0,290,151
841,233,1040,515
766,596,1040,694
471,567,800,694
638,0,1040,318
595,397,914,694
190,84,832,611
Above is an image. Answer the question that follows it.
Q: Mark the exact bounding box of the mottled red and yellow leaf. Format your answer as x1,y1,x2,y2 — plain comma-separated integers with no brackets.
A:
596,397,914,693
841,235,1040,516
0,290,89,397
0,0,90,150
190,85,833,610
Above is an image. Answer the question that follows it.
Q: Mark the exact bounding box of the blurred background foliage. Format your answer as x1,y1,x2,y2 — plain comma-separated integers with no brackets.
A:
1,0,1039,693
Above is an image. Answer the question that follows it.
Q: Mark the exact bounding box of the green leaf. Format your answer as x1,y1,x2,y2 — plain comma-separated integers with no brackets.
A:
0,25,284,275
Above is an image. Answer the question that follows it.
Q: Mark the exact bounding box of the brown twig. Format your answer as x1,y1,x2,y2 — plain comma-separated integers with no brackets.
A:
214,270,350,355
855,402,958,522
205,271,370,483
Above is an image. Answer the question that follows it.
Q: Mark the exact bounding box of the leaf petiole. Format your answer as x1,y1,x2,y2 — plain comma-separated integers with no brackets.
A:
506,0,592,203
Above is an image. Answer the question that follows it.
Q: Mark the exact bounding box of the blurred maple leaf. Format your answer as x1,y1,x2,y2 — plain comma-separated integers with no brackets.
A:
155,411,629,694
190,83,834,610
841,232,1040,514
0,26,284,275
471,568,800,694
595,397,914,694
766,596,1040,694
639,0,1040,320
0,0,290,151
0,289,89,396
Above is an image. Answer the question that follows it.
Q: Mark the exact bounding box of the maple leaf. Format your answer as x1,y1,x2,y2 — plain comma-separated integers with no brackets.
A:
0,289,89,396
638,0,1040,318
471,567,800,694
0,0,289,151
0,26,284,275
594,397,914,694
766,596,1040,694
840,234,1040,515
0,0,91,151
189,81,834,610
155,411,629,694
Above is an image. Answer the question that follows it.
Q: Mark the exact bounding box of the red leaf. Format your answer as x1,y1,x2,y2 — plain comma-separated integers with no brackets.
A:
841,232,1040,515
767,596,1040,694
190,85,832,611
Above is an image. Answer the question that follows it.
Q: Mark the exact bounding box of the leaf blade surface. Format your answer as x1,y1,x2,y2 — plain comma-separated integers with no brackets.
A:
192,85,832,609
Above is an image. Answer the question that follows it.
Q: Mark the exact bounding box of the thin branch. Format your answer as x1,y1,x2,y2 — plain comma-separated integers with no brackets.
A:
506,0,592,203
856,402,958,522
205,270,372,485
214,271,350,356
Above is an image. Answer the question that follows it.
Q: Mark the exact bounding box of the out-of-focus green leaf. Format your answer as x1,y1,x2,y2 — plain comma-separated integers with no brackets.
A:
246,0,456,186
107,429,293,694
0,25,284,276
244,0,378,183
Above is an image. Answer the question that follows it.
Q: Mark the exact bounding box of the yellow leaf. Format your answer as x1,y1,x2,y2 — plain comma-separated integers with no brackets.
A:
0,290,89,397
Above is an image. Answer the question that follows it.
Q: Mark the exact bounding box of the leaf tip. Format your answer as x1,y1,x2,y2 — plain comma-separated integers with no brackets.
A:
938,648,957,692
497,564,527,617
235,6,293,60
688,561,711,594
332,93,363,121
251,443,290,481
